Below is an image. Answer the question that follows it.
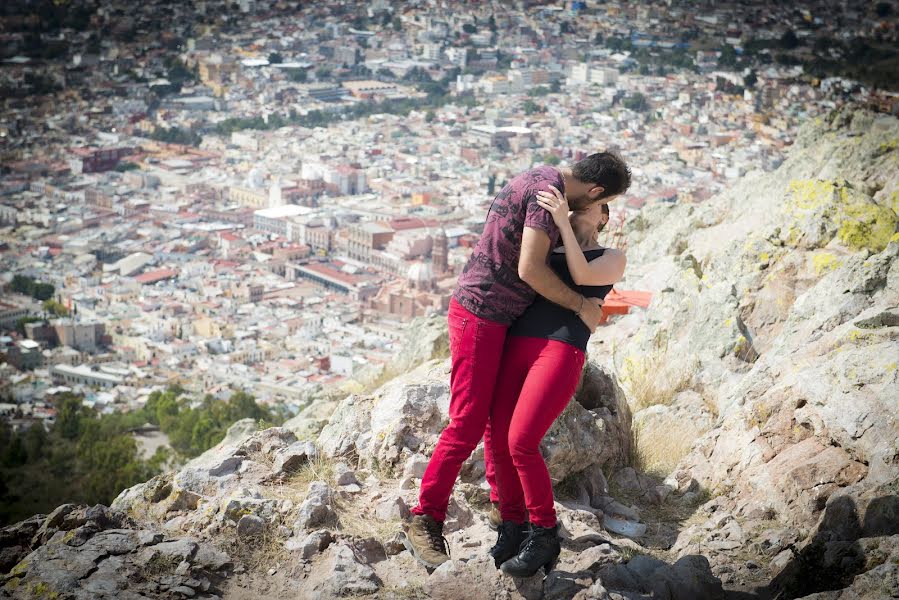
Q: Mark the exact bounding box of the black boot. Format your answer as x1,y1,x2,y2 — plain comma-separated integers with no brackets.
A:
489,520,529,568
500,524,561,578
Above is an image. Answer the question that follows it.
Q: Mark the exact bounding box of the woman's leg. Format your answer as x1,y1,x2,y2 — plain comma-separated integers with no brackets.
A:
488,336,537,524
508,339,585,528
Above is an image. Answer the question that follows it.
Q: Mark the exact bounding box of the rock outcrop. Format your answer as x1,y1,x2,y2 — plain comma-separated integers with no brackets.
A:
605,106,899,596
1,106,896,600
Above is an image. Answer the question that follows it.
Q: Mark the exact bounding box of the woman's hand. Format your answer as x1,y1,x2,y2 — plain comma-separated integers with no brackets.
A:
536,185,570,227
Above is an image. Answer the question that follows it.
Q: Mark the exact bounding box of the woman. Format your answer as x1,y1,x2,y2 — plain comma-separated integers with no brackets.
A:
488,184,627,577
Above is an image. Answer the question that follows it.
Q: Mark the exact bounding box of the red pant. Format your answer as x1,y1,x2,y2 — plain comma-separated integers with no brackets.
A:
489,336,586,528
411,298,507,521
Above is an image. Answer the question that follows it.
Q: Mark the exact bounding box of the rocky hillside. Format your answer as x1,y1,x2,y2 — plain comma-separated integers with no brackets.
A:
1,106,897,600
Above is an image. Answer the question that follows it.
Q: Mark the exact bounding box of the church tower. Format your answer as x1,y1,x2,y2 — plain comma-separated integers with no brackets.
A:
432,228,448,275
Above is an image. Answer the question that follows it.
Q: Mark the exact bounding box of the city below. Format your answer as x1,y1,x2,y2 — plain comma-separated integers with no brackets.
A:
1,0,897,442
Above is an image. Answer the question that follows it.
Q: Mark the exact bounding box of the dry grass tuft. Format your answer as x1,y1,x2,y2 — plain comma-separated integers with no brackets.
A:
140,553,180,578
333,493,404,544
231,522,296,576
620,346,694,413
290,448,337,494
376,583,431,600
631,420,701,479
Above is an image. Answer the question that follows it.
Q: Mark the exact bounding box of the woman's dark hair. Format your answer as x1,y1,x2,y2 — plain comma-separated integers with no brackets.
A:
597,203,611,234
572,151,632,199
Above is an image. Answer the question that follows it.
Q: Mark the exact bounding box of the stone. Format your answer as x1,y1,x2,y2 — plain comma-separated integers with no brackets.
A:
425,556,544,600
651,555,726,600
374,496,410,521
171,585,197,597
572,580,615,600
610,467,642,493
192,544,231,570
285,529,333,559
402,453,429,479
574,463,611,509
151,538,199,562
0,514,44,572
443,496,473,534
305,541,382,599
573,543,619,573
626,554,667,580
558,505,604,540
294,481,335,531
271,441,318,478
603,516,647,539
334,462,359,486
236,514,266,540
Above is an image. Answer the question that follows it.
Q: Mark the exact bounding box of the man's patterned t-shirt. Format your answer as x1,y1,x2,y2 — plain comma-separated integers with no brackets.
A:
453,166,563,325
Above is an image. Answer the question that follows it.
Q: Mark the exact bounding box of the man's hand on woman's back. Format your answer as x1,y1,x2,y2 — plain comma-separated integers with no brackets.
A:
579,298,604,333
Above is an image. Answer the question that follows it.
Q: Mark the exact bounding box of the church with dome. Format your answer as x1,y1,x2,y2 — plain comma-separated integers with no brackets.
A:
367,228,455,318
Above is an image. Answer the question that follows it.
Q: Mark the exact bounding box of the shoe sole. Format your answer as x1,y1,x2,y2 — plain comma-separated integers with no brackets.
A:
500,555,559,578
400,531,449,570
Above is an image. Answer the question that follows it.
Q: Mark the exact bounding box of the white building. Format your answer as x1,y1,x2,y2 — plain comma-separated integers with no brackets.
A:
49,364,124,389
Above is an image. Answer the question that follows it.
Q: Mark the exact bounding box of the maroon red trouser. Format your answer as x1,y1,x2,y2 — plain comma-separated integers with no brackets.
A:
411,298,507,522
489,336,586,528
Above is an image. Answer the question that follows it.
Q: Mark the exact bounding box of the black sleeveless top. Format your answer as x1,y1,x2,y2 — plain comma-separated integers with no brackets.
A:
508,248,612,351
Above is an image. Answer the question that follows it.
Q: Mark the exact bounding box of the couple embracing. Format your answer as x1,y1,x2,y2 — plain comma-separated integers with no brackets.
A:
402,152,632,577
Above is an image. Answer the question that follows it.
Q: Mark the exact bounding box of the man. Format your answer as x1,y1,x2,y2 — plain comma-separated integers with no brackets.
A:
403,152,632,569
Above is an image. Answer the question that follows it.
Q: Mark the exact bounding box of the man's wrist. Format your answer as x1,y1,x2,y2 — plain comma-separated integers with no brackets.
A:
574,295,585,317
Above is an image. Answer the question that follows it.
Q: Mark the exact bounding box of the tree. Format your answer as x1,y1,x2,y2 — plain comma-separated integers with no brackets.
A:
487,174,497,195
623,92,649,112
42,299,69,317
14,317,44,336
425,110,436,123
462,23,477,35
268,52,283,64
523,99,543,115
718,45,738,68
288,69,308,83
165,57,196,85
315,67,332,80
780,29,799,49
55,395,90,441
11,275,54,301
402,66,433,83
544,154,561,166
744,69,758,88
875,2,892,17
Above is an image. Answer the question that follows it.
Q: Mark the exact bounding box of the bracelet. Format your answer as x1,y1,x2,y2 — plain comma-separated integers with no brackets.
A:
575,296,585,317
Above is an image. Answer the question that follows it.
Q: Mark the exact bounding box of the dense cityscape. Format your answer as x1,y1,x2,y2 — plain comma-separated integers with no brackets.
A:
1,0,897,517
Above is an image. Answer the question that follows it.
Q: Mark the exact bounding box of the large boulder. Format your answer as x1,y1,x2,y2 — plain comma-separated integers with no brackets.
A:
0,505,231,600
317,357,633,486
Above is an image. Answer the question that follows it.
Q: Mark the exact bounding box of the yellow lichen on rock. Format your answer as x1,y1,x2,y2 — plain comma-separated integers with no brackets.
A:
811,252,842,276
785,178,898,252
836,201,898,252
788,179,837,211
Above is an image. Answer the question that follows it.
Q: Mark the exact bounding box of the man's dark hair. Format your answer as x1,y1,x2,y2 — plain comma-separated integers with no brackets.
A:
572,151,632,199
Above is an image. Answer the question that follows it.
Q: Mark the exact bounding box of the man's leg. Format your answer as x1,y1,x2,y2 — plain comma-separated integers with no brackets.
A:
484,421,499,504
410,299,507,522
